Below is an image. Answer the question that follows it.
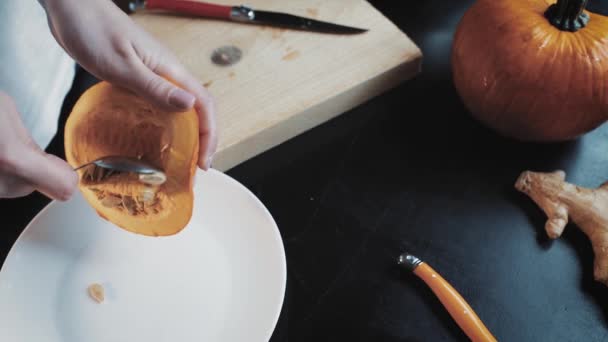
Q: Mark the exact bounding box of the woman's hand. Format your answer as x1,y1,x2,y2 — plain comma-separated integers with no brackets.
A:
40,0,218,169
0,92,78,200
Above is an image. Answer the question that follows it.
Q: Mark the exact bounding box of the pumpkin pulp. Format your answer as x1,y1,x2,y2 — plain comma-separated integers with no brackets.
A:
64,81,199,236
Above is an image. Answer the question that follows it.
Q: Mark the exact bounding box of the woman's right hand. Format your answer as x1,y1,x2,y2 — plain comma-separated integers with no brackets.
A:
0,92,78,200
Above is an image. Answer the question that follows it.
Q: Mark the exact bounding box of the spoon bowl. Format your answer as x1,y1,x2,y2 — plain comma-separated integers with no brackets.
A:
74,156,167,185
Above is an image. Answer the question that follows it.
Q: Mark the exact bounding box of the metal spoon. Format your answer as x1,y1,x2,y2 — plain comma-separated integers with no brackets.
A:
74,156,167,186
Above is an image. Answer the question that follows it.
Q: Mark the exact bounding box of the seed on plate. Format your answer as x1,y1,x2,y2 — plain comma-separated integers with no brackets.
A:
88,283,104,303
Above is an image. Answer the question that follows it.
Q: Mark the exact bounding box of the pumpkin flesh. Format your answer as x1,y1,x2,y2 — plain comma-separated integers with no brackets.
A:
452,0,608,141
65,81,199,236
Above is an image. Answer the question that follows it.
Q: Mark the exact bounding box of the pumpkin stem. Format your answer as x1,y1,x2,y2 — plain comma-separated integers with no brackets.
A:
545,0,590,32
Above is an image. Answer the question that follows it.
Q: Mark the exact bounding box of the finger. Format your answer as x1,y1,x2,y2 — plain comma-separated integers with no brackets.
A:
0,171,35,199
123,56,196,112
9,146,78,201
197,98,218,170
156,62,218,170
0,92,31,142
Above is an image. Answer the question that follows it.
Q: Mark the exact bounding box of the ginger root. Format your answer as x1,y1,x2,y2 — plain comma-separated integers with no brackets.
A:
515,170,608,286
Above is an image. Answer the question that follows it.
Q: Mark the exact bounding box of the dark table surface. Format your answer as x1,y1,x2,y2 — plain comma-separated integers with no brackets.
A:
4,0,608,341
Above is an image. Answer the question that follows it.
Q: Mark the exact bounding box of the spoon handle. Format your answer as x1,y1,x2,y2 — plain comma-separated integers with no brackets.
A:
73,161,94,171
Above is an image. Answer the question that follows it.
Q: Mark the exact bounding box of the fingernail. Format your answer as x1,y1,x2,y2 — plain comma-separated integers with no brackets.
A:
169,88,196,109
206,154,214,170
198,153,214,170
46,154,79,201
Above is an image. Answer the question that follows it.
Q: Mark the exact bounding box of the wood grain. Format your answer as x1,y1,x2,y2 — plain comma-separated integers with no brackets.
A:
132,0,422,171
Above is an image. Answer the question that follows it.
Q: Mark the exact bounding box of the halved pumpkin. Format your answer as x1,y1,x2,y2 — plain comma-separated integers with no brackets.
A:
64,81,199,236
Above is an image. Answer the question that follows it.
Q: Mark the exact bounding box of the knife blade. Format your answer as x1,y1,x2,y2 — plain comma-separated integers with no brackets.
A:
123,0,368,34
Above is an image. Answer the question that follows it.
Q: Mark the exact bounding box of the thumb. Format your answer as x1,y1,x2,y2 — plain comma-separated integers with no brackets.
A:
125,62,196,112
11,146,78,201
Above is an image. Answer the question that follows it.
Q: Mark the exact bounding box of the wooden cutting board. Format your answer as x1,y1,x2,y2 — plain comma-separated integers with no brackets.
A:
132,0,422,171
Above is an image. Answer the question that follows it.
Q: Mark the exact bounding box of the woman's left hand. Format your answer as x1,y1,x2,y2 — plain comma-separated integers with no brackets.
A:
39,0,217,169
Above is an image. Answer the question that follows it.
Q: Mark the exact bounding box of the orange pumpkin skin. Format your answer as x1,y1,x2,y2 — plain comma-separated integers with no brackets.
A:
452,0,608,141
64,81,199,236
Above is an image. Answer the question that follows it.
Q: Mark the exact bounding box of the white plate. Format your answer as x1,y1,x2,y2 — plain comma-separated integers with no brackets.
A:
0,170,286,342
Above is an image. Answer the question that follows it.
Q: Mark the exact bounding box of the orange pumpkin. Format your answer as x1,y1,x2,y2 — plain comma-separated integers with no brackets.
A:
452,0,608,141
64,81,199,236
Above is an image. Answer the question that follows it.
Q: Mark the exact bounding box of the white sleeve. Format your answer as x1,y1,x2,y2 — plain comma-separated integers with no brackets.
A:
0,0,76,150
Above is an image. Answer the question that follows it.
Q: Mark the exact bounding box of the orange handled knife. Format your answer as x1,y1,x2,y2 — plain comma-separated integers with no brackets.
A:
398,253,497,342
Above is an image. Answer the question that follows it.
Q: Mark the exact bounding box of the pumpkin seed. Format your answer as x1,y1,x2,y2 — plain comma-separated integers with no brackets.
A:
101,195,122,208
134,195,145,211
88,283,104,303
84,167,93,181
140,187,155,203
139,172,166,186
94,166,103,182
123,196,137,215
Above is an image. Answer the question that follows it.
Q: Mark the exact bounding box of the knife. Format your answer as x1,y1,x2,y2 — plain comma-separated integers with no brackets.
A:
398,253,497,342
121,0,368,34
